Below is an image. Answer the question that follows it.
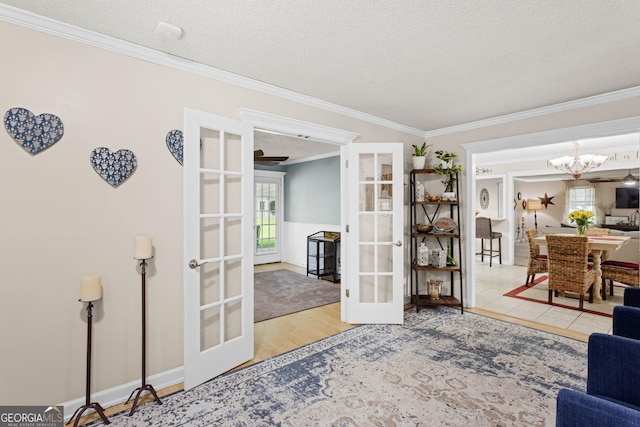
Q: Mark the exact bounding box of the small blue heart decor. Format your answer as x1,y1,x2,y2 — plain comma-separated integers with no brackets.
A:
90,147,137,188
166,129,183,165
4,107,64,155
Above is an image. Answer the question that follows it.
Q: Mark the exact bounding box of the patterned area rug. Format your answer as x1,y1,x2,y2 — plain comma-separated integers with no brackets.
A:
254,269,340,322
96,307,587,426
504,275,623,317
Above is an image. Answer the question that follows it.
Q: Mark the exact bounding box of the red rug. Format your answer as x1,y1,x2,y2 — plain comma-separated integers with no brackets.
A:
503,275,613,318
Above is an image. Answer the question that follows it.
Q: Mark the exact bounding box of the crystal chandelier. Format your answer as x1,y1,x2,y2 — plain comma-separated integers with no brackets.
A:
548,142,607,179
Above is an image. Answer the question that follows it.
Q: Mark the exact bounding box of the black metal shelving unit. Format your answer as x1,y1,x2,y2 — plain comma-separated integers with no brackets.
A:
306,231,341,283
410,169,464,313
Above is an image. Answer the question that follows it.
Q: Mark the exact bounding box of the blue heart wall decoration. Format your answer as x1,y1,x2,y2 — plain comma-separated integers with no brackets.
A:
4,107,64,155
90,147,137,188
166,129,183,165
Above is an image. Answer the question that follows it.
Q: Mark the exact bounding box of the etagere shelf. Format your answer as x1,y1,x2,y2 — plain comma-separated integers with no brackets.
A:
410,169,464,313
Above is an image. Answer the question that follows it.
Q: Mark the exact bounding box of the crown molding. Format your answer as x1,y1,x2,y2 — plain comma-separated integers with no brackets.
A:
428,86,640,137
240,108,359,145
0,4,425,138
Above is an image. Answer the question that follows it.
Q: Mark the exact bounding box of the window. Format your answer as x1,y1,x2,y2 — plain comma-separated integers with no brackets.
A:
565,183,597,223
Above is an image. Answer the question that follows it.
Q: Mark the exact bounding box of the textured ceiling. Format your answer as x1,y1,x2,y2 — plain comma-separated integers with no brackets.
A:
2,0,640,132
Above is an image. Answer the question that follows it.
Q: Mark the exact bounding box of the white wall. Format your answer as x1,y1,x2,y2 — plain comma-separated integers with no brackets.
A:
0,20,423,407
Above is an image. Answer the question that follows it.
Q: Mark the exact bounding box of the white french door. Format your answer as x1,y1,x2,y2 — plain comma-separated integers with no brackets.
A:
342,143,404,324
254,170,285,265
183,108,254,390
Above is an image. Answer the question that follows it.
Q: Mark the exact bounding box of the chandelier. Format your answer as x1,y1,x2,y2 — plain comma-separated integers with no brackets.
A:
548,142,607,179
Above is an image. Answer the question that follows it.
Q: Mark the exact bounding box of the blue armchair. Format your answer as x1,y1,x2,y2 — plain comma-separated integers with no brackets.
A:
556,333,640,427
624,286,640,308
614,287,640,340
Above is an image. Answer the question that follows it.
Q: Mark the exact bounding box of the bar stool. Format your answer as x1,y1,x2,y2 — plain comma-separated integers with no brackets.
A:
476,217,502,267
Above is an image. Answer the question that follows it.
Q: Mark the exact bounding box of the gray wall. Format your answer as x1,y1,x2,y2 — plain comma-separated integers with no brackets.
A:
283,156,340,224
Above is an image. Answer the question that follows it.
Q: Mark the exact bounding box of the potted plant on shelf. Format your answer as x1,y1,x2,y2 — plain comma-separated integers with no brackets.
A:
411,141,432,170
433,150,463,193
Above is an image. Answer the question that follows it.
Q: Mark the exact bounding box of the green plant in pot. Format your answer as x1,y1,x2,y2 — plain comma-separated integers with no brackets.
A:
434,150,462,192
411,141,432,170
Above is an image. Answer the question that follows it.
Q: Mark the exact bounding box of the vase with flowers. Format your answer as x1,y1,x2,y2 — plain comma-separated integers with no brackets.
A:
568,210,595,236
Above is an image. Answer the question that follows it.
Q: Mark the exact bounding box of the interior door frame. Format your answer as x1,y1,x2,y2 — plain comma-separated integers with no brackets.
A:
240,108,359,319
462,116,640,308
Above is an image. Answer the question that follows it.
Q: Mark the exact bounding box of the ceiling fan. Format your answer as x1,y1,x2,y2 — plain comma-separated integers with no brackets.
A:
254,149,289,165
586,169,639,184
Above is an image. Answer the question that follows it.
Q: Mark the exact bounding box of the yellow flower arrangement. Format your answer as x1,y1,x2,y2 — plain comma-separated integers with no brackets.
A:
568,210,595,235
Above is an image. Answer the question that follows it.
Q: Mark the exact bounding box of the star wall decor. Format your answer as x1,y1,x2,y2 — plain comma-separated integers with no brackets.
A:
4,107,64,155
539,193,555,208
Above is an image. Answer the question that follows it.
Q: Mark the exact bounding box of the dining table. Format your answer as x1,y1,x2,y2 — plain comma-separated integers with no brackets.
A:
533,233,631,303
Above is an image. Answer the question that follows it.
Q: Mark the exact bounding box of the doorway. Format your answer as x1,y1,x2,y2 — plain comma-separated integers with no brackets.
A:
463,117,640,309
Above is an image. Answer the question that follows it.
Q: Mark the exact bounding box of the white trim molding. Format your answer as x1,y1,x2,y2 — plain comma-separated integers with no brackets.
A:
58,367,183,422
428,87,640,137
240,109,359,146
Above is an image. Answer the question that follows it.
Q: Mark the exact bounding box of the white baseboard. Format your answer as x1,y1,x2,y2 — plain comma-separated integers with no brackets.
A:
59,366,183,421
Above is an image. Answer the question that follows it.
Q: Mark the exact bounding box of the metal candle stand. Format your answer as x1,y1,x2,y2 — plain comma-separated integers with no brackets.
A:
126,258,163,415
67,302,111,426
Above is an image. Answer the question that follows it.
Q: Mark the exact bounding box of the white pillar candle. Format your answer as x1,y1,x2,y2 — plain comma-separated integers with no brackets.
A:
80,275,102,302
135,235,153,259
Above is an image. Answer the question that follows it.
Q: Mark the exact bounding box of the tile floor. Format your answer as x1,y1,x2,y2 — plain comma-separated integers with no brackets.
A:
474,262,623,335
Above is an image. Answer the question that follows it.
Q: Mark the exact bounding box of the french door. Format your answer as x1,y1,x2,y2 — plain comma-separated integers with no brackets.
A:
183,108,254,390
342,143,404,324
254,171,285,265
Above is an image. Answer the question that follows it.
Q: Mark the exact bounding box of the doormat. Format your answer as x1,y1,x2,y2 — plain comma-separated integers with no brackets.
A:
504,275,623,318
255,269,341,322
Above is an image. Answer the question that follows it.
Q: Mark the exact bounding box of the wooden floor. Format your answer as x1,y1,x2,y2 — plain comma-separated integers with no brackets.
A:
73,262,586,425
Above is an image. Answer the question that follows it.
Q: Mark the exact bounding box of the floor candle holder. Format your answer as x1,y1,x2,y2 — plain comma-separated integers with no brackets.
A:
67,301,110,426
126,257,162,415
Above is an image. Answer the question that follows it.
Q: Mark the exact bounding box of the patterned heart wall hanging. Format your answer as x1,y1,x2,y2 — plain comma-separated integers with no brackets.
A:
166,129,183,165
90,147,137,187
4,107,64,155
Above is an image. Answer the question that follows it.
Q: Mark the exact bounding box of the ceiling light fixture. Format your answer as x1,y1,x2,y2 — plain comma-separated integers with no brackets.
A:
548,142,607,179
623,169,638,186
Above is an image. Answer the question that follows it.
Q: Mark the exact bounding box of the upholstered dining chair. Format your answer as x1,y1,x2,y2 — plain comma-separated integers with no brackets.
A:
546,235,595,310
525,229,547,287
475,217,502,267
601,260,639,298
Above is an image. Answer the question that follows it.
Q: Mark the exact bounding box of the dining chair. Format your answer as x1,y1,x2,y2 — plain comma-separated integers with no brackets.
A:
475,217,501,267
525,229,547,287
545,235,595,310
601,260,639,298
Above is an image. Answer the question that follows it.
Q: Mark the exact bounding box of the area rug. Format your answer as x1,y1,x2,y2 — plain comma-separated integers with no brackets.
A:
254,269,340,322
94,307,587,426
504,275,622,317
